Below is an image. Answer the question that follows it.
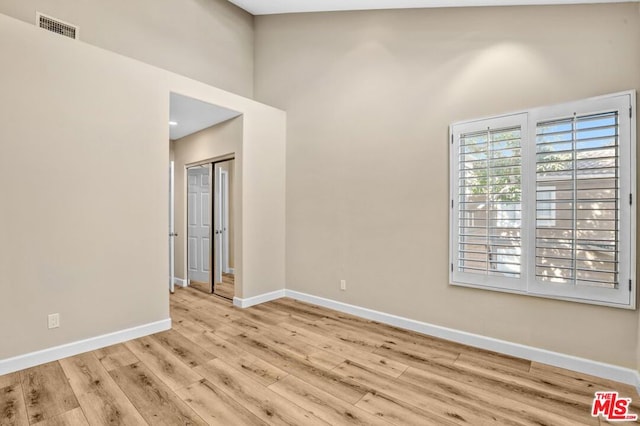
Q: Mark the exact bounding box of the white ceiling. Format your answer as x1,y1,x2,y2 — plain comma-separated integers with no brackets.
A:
170,93,241,140
228,0,636,15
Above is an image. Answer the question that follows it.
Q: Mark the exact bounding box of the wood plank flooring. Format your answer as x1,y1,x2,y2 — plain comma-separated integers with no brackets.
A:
1,286,638,425
190,274,235,300
214,273,235,299
189,280,211,294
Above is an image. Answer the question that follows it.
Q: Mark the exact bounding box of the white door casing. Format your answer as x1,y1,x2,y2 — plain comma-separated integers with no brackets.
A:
187,166,211,284
169,161,175,293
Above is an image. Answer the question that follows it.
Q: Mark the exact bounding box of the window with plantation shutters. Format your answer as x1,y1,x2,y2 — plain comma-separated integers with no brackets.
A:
450,91,636,308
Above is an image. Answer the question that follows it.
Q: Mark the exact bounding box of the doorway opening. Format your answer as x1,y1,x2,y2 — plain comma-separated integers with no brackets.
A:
168,92,241,301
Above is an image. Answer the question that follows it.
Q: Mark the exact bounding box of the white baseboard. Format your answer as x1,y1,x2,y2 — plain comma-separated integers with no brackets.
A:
174,277,187,288
233,289,285,308
281,290,640,389
0,318,171,376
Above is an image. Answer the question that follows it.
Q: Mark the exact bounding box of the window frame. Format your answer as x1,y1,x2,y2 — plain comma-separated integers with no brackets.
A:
449,91,636,309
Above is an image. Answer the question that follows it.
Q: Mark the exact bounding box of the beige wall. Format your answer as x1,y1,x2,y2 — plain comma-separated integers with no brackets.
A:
0,14,285,362
637,1,640,375
171,120,241,289
255,4,640,368
0,0,254,97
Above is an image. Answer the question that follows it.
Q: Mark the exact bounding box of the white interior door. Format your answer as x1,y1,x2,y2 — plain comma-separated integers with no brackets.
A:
169,161,175,293
187,165,211,284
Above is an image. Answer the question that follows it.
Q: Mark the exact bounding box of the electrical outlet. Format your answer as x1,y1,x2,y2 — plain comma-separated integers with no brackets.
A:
340,280,347,291
48,313,60,329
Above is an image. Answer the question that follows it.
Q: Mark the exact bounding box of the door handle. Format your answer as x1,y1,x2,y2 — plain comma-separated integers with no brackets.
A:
169,233,179,237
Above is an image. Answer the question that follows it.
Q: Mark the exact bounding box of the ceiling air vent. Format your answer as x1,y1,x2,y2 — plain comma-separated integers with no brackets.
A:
36,13,79,40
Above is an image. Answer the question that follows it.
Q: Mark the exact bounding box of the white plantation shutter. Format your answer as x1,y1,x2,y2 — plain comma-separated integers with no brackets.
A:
450,91,635,307
534,112,619,288
458,127,523,277
451,114,527,292
527,94,633,306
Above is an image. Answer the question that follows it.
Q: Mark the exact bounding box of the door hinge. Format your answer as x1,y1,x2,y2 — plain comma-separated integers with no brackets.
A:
629,279,632,291
451,199,454,208
451,263,454,272
630,106,633,119
630,193,633,205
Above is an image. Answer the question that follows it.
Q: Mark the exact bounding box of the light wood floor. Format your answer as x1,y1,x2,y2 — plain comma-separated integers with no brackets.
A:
214,273,234,299
1,287,638,425
189,279,211,294
190,274,235,299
